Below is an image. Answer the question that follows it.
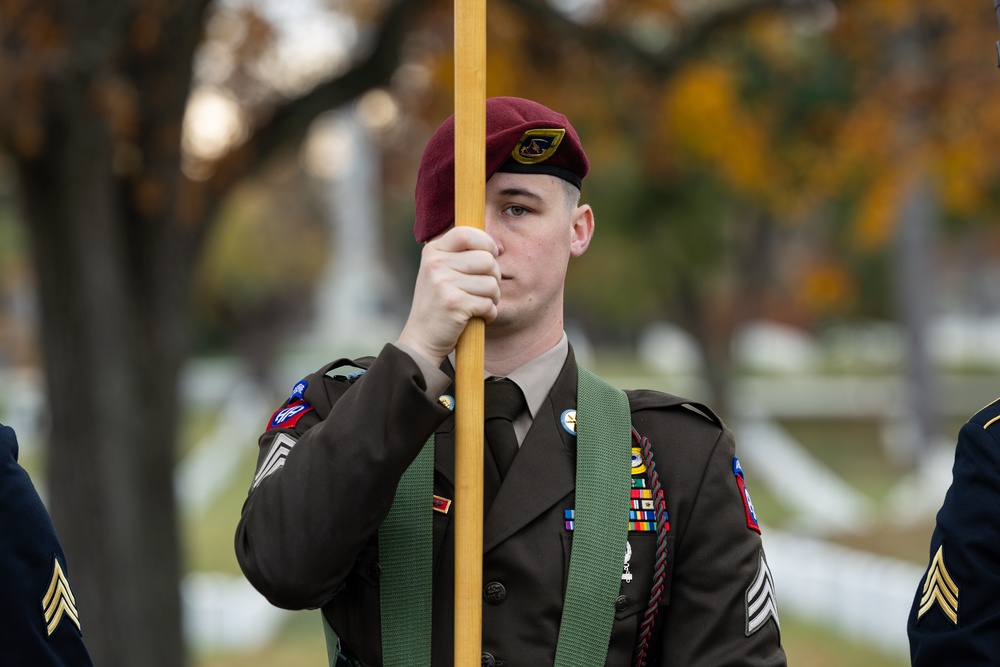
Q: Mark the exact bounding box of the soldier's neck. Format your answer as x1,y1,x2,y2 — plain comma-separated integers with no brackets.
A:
484,318,564,377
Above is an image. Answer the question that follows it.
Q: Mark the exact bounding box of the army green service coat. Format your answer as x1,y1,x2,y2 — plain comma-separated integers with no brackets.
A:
235,344,785,666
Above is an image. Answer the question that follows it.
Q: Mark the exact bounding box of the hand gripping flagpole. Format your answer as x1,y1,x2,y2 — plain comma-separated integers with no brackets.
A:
453,0,486,665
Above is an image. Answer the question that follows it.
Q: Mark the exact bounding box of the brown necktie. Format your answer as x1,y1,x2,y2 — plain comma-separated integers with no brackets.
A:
484,378,526,480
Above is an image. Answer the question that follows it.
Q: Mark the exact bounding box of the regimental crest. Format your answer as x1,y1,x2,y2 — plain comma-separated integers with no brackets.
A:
42,557,82,636
253,433,297,488
917,545,959,625
560,409,577,435
630,447,647,475
745,550,779,636
511,128,566,165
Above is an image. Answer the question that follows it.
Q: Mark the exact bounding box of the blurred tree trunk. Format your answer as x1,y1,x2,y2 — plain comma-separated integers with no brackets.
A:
18,147,191,665
677,208,776,417
7,1,207,664
894,171,939,461
1,0,422,664
889,12,941,463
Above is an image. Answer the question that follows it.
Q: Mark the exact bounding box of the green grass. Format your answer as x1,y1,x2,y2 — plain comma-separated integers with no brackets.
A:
194,610,327,667
781,615,909,667
194,611,911,667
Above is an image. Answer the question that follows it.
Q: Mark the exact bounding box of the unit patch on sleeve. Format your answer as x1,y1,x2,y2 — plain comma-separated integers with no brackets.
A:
917,544,959,625
266,400,313,431
253,433,297,489
42,557,82,636
745,550,779,636
733,457,761,534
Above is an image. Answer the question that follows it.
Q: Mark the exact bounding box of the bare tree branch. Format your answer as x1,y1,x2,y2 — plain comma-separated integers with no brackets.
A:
503,0,806,79
190,0,426,232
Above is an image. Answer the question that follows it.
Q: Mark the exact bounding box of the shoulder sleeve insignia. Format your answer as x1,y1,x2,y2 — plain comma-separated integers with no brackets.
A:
266,400,313,431
252,433,297,489
511,128,566,165
733,457,761,534
745,550,779,636
917,544,959,625
42,557,82,636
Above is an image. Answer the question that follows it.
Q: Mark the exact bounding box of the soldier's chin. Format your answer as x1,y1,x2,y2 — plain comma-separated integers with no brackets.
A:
485,309,518,335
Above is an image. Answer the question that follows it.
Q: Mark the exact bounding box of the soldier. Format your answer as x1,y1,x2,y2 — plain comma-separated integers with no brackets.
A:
235,96,786,666
0,423,94,666
908,397,1000,665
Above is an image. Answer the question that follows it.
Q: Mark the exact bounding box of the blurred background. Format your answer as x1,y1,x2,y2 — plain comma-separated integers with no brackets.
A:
2,0,999,665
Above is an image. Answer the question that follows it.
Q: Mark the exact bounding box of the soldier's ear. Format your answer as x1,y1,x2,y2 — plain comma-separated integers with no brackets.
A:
569,205,594,258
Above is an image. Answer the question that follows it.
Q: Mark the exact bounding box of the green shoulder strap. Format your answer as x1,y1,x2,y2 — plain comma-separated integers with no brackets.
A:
554,366,631,667
322,436,435,667
322,366,630,667
378,437,435,665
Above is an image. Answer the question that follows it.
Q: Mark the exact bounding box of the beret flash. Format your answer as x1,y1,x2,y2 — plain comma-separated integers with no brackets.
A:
413,96,589,242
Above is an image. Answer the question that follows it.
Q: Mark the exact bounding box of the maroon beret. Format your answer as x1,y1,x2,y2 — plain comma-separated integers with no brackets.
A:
413,96,589,242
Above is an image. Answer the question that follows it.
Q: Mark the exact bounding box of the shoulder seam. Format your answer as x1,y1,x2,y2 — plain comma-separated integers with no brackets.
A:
624,390,723,428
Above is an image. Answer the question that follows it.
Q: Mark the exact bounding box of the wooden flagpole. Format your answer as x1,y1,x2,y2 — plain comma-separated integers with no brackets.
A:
453,0,486,665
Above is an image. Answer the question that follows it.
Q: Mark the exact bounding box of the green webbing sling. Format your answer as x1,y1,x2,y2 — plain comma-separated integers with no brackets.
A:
554,366,631,666
323,366,631,667
322,437,435,667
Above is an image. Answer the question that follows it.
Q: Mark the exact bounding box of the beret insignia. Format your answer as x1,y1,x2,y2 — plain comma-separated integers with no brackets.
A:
511,128,565,165
413,97,588,242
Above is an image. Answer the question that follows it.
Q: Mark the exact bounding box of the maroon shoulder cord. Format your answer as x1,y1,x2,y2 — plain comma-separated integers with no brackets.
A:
631,427,669,667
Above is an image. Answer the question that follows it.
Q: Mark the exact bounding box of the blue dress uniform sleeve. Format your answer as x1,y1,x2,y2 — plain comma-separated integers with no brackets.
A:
0,424,94,667
908,397,1000,665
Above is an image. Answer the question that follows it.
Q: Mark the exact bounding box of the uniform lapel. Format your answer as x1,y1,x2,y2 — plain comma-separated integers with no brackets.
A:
433,359,458,488
483,354,578,553
433,428,456,486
